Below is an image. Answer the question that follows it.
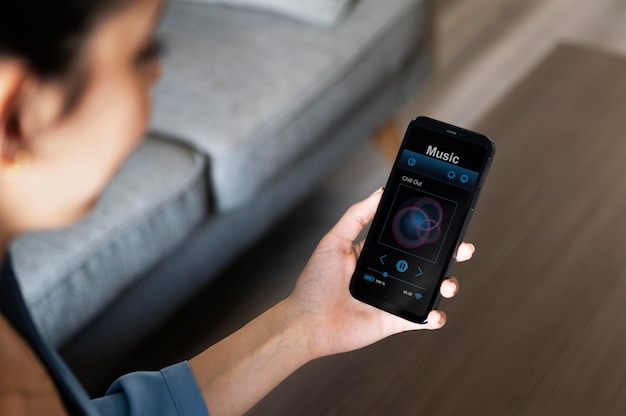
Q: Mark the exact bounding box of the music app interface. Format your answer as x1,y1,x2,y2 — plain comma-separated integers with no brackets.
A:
351,124,489,321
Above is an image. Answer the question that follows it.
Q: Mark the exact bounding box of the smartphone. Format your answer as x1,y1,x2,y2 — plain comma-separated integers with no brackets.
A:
350,116,495,323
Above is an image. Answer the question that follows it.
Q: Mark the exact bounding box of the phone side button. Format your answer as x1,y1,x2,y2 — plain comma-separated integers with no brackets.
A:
470,187,483,211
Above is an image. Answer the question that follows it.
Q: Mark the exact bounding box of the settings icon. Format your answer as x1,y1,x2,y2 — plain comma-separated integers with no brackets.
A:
446,170,457,180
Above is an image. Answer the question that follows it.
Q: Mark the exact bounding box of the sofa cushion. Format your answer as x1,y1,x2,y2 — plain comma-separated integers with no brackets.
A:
176,0,355,27
152,0,427,211
10,137,208,347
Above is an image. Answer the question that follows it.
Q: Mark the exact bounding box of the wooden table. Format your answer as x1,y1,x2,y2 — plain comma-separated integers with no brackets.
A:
248,44,626,415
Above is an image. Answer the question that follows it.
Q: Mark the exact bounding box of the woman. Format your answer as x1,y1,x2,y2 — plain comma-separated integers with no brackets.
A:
0,0,475,414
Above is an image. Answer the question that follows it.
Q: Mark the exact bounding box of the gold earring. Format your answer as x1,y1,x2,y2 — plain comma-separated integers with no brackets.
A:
1,137,32,182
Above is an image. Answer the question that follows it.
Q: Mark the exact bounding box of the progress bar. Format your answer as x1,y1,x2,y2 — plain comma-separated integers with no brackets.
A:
366,268,426,290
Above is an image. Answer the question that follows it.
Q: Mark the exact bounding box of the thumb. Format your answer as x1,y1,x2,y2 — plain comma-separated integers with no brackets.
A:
329,187,383,243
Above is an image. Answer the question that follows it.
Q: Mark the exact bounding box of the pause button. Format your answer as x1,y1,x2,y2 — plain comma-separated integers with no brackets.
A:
396,260,409,273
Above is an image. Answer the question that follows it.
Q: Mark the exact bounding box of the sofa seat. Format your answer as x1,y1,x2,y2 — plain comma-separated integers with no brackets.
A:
10,0,432,380
11,137,207,347
153,0,429,211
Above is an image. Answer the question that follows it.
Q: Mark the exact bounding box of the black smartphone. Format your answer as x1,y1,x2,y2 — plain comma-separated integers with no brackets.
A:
350,116,495,323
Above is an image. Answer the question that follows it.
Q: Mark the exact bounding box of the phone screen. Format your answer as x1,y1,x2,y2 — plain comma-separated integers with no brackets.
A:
350,116,495,323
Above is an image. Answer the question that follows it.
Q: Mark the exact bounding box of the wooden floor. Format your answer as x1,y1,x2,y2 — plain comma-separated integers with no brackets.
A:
247,44,626,415
398,0,626,131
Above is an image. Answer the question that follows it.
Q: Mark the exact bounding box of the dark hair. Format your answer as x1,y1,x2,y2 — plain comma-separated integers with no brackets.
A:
0,0,126,79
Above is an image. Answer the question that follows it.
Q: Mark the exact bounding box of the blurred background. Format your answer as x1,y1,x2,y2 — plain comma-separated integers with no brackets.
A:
14,0,626,414
128,0,626,344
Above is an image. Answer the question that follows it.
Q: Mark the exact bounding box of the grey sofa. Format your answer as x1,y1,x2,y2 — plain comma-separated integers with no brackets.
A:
11,0,432,376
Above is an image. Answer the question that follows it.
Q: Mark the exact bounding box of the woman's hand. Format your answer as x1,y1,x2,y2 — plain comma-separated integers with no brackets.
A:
286,188,475,359
191,189,475,416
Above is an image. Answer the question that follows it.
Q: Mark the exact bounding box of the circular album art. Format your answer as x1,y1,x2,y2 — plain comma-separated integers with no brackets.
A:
380,185,458,263
392,197,443,249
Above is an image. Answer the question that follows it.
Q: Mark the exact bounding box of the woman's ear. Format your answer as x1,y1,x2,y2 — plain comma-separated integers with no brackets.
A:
0,61,66,164
0,61,28,161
